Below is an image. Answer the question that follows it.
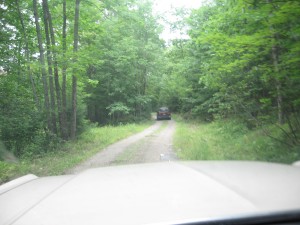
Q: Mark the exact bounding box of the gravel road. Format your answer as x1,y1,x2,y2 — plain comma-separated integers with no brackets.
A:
66,120,177,174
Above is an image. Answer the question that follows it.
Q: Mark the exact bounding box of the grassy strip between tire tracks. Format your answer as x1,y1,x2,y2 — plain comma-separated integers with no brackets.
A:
112,121,168,165
173,116,300,164
0,122,152,184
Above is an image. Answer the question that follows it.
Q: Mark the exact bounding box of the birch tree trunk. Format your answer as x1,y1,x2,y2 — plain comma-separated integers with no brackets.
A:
70,0,80,139
42,0,57,134
61,0,68,139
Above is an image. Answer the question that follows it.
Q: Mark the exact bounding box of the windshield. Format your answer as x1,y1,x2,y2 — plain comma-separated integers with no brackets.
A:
0,0,299,188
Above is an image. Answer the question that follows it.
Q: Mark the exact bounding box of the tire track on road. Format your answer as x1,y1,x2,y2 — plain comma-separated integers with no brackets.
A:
66,120,176,174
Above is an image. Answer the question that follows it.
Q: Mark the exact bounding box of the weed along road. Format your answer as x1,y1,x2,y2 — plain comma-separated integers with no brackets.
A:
66,120,177,174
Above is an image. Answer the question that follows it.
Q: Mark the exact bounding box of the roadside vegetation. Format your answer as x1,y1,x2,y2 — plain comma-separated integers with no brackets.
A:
174,116,300,164
0,122,151,184
160,1,300,162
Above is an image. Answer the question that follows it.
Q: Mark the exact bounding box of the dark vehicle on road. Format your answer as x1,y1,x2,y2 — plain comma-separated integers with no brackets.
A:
157,107,171,120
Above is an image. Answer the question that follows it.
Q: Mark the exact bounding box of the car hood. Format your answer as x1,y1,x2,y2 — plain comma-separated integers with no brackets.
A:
1,161,300,225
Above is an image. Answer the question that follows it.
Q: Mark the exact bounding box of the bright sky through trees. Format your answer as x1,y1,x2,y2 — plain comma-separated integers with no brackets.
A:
152,0,204,40
153,0,203,11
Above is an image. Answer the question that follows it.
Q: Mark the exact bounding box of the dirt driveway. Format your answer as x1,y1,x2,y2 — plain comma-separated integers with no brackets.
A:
66,120,177,174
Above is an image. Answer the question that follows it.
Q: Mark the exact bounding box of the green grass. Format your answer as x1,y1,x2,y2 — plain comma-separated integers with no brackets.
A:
153,121,168,134
174,117,300,164
111,139,144,165
0,122,152,184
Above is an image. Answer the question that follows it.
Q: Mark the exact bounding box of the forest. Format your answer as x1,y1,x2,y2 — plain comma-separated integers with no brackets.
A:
0,0,299,161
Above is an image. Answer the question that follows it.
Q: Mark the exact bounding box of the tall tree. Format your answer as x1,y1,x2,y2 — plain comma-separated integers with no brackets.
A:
43,0,65,137
32,0,51,130
42,0,57,134
15,0,40,109
70,0,80,139
61,0,68,139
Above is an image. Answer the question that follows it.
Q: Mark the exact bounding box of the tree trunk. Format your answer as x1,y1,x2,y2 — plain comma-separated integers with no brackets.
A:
61,0,68,140
70,0,80,139
43,0,66,138
42,0,57,134
33,0,51,130
17,41,22,78
16,0,40,109
267,0,284,124
271,44,284,124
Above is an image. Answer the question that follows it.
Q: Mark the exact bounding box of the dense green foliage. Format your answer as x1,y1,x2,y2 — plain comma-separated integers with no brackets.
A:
84,0,164,124
0,0,299,163
160,0,300,148
0,0,162,157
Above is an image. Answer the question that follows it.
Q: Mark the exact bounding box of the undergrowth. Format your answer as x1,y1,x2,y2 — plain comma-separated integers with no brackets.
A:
0,122,152,184
174,116,300,163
